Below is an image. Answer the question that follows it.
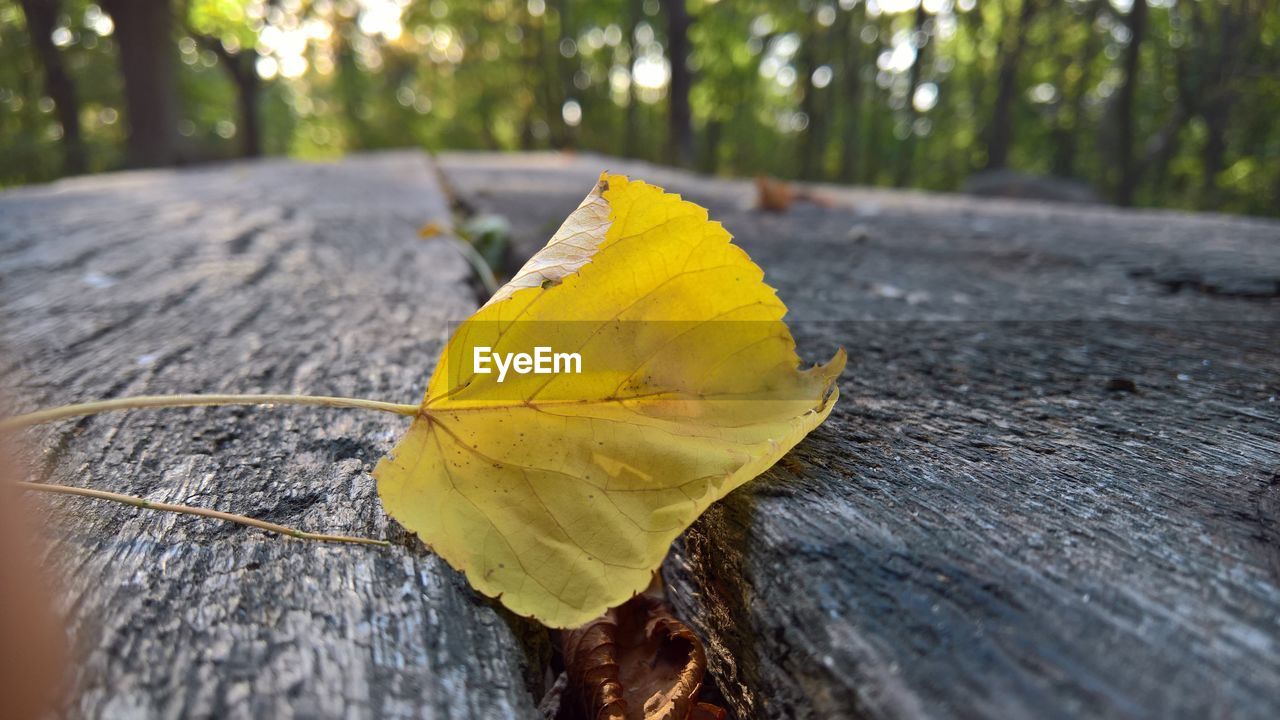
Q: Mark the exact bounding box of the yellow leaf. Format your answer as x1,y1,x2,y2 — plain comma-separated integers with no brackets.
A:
374,174,844,628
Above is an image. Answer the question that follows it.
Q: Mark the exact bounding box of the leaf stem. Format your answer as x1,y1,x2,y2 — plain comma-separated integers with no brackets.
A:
0,393,420,431
16,481,389,547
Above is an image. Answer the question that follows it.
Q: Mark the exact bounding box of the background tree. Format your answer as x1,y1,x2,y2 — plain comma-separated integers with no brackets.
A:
1114,0,1147,205
0,0,1277,217
665,0,693,168
185,0,266,158
836,0,866,183
895,1,929,187
984,0,1039,170
17,0,86,174
99,0,180,167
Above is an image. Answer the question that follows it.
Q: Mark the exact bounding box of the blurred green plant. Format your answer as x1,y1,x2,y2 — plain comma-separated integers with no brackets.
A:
1,0,1277,216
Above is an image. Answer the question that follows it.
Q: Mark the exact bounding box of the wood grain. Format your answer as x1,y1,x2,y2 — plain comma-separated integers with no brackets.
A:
439,152,1280,720
4,150,1277,719
0,153,545,719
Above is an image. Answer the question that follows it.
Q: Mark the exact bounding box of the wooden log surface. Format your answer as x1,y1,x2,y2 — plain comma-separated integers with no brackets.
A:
2,150,1278,719
438,152,1280,720
0,153,544,719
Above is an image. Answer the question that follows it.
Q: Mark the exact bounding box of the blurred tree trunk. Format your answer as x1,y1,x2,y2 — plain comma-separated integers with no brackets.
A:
1051,0,1101,177
797,6,826,180
1198,105,1230,210
536,4,562,148
19,0,86,175
1194,1,1260,210
699,117,721,173
622,0,643,158
100,0,180,167
233,65,262,157
551,0,572,148
895,3,929,187
191,35,262,158
983,0,1039,170
334,20,373,148
665,0,693,168
961,3,985,173
518,5,539,150
1114,0,1148,205
838,3,865,183
861,15,888,185
1139,0,1200,197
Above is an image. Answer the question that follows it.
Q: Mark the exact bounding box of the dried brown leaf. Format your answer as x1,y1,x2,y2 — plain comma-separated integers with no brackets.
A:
560,594,724,720
689,703,728,720
754,175,833,212
755,174,795,212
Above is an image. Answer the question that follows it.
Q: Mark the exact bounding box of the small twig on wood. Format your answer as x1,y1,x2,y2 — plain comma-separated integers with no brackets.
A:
17,481,390,547
0,393,420,431
2,393,412,546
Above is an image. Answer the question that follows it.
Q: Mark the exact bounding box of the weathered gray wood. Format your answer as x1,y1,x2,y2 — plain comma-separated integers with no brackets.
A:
0,153,544,719
438,152,1280,720
6,150,1278,720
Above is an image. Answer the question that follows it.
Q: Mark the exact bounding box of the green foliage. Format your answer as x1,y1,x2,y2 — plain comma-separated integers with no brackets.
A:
0,0,124,183
1,0,1276,216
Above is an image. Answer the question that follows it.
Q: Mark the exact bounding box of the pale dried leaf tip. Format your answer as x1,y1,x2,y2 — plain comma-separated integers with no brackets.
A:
484,175,613,306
